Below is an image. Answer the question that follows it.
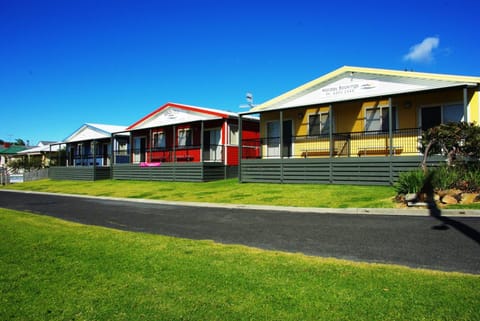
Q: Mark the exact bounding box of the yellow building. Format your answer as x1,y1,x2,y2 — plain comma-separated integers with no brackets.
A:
238,66,480,185
245,66,480,158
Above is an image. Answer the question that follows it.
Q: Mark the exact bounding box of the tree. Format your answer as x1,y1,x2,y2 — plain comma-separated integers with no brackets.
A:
420,122,480,171
14,139,26,146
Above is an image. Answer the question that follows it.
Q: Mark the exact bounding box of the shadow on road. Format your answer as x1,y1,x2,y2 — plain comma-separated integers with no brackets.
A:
431,213,480,245
423,172,480,245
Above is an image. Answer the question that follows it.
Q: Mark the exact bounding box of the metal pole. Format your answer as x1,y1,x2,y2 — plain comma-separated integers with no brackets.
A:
173,125,176,162
279,111,284,183
200,121,204,180
329,104,333,183
388,97,393,185
129,132,133,164
110,134,114,179
279,111,284,158
463,87,468,122
200,121,204,162
238,115,243,183
149,129,152,162
329,104,333,157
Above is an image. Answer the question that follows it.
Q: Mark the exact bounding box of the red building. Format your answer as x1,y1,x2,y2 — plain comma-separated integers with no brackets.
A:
112,102,259,181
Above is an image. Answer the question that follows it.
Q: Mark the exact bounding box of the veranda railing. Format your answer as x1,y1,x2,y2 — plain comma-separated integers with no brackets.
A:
241,128,422,159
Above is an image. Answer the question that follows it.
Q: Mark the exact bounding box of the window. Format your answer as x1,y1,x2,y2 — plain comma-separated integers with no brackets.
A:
421,104,464,130
177,128,192,147
76,144,83,156
116,138,128,155
444,104,463,123
365,107,396,132
152,131,166,149
229,125,239,145
308,113,330,136
421,106,441,130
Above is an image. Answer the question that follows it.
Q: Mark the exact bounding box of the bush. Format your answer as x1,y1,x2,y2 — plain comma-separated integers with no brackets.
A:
394,170,425,195
395,163,480,196
430,165,460,191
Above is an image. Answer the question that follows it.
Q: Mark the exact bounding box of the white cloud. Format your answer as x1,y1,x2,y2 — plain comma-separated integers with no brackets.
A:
403,37,440,63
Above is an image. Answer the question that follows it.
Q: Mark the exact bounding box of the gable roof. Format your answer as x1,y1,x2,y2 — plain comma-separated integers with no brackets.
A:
250,66,480,112
63,123,127,143
0,145,28,154
17,143,62,155
38,141,58,146
127,102,240,130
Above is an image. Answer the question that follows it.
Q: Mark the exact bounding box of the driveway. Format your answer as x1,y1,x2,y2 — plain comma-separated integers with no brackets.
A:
1,190,479,274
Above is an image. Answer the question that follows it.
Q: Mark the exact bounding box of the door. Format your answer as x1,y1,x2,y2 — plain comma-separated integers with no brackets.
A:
266,121,280,158
421,106,441,130
133,137,146,163
282,120,293,158
102,143,109,166
266,120,293,158
204,129,222,161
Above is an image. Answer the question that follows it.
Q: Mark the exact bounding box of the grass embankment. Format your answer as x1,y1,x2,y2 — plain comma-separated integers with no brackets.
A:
3,179,397,208
1,208,479,321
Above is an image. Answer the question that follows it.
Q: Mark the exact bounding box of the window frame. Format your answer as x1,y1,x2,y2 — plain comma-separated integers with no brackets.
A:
364,106,397,132
152,130,166,149
228,124,239,145
116,138,128,155
177,128,192,147
419,102,464,130
76,143,83,157
308,112,331,137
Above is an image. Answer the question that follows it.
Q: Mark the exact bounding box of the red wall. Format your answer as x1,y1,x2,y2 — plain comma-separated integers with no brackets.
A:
130,118,260,165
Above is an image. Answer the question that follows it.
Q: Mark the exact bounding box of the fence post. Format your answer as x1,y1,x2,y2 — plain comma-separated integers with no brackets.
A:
388,97,393,185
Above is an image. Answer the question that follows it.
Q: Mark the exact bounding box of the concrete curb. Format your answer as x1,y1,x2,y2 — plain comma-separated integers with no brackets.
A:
3,189,480,217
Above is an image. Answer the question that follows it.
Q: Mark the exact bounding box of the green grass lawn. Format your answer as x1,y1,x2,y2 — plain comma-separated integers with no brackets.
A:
3,178,398,208
1,208,479,321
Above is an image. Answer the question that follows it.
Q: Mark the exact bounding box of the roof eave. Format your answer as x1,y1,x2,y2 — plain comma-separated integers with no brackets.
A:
250,66,480,113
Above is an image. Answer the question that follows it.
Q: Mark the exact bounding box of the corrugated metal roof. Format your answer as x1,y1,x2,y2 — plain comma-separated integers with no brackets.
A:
17,144,61,155
63,123,127,143
249,66,480,112
0,145,28,154
128,102,236,130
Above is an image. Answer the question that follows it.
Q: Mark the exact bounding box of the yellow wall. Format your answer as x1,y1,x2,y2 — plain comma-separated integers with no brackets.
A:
469,87,479,123
260,87,476,134
258,87,479,157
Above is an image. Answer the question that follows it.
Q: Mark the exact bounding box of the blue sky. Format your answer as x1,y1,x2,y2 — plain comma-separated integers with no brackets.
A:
1,0,479,144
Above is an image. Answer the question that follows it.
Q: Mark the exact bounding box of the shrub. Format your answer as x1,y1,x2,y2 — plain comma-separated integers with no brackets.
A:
395,163,480,196
430,165,460,191
394,170,425,195
453,163,480,192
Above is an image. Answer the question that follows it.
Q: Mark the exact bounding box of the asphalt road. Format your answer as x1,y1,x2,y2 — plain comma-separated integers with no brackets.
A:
1,190,479,274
